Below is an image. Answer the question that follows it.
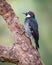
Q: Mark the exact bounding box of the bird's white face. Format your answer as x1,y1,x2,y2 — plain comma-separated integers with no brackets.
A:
26,14,31,18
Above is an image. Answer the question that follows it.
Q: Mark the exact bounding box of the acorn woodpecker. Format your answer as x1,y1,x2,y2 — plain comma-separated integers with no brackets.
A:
23,11,39,51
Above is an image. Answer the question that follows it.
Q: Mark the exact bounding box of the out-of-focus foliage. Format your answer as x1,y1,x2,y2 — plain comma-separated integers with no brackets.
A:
0,0,52,65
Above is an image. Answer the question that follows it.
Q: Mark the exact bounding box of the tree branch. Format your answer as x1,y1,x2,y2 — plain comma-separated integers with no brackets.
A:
0,0,44,65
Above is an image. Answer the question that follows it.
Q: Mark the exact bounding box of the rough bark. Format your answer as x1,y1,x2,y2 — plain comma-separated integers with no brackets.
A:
0,0,44,65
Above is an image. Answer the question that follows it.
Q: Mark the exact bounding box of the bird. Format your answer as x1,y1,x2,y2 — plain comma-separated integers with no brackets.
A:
23,11,39,51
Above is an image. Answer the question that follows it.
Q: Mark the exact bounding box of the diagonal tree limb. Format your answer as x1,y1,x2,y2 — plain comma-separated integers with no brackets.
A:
0,0,44,65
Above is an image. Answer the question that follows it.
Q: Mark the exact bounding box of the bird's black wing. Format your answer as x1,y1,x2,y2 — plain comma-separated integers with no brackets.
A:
29,18,39,40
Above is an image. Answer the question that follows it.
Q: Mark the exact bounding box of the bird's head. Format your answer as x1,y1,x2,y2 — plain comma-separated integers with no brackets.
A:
23,11,35,18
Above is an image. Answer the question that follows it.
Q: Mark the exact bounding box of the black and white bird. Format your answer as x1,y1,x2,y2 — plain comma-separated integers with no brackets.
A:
23,11,39,51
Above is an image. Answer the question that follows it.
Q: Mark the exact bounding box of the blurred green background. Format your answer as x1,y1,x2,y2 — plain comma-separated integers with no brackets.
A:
0,0,52,65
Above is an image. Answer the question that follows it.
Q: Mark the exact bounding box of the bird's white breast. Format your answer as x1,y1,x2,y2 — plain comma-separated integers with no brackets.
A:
24,22,32,37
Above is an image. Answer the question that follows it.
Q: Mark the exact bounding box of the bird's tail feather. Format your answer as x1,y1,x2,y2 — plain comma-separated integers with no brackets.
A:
35,41,39,51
